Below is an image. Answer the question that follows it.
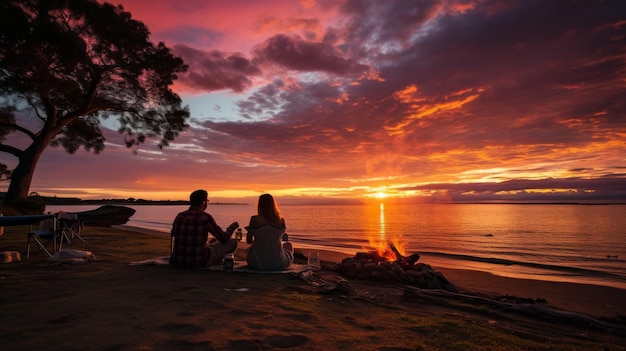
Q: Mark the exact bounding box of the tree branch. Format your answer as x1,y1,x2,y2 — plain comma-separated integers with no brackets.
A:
37,88,57,127
0,122,36,140
60,67,102,125
23,94,47,123
0,143,24,158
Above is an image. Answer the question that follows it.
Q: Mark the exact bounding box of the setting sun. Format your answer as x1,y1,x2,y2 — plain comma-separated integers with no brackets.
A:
374,192,388,199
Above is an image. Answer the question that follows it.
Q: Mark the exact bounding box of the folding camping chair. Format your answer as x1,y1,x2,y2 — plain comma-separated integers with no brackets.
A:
26,216,64,259
58,211,86,245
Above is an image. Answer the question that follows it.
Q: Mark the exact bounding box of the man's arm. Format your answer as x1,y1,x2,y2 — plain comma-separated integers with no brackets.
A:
205,214,237,243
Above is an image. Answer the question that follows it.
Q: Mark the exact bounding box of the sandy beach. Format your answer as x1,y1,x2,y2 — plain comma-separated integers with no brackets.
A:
1,224,625,351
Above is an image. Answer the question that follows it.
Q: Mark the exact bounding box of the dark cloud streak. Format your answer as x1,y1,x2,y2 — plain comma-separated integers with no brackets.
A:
252,34,370,75
400,176,626,203
174,45,262,92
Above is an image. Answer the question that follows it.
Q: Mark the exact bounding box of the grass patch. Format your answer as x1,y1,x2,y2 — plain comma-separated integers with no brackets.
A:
403,316,581,351
281,291,320,313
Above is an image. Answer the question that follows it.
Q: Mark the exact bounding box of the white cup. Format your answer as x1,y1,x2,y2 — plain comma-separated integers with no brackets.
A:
307,251,321,271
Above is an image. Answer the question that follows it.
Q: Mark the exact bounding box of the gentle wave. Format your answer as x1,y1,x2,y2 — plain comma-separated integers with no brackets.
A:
420,252,626,281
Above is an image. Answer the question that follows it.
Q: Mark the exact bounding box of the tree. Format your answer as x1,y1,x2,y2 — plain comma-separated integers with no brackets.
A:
0,0,190,205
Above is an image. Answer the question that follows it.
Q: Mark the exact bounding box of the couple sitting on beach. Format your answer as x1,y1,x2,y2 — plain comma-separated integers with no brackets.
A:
170,190,294,271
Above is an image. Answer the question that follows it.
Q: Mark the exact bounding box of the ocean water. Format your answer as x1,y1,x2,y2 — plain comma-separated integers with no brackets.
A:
48,203,626,290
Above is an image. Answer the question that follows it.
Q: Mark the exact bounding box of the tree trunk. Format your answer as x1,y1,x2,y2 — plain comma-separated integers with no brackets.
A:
3,142,49,206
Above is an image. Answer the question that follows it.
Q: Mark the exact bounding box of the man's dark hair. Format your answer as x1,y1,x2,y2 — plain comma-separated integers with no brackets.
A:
189,190,208,206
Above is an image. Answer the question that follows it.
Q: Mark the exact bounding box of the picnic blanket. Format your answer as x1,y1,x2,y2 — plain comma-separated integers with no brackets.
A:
129,256,308,274
207,261,308,274
129,256,170,266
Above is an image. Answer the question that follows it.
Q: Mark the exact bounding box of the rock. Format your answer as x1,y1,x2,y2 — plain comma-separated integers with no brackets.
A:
334,253,457,292
73,205,136,227
363,261,378,272
425,276,443,289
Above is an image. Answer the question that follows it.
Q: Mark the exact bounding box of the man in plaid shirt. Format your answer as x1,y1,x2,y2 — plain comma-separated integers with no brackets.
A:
170,190,239,269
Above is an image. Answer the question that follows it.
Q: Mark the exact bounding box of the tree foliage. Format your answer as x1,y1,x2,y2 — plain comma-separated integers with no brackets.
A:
0,0,190,205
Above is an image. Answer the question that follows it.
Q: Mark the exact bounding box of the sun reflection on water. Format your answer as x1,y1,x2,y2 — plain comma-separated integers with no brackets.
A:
379,203,385,240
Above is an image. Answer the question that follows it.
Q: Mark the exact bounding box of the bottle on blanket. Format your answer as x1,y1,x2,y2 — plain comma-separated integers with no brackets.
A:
235,228,243,241
223,253,234,270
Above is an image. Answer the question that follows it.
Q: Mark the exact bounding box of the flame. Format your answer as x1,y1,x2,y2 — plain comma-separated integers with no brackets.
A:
364,202,408,261
368,236,407,261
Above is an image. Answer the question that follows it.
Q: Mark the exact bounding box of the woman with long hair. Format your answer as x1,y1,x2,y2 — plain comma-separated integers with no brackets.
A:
245,194,293,271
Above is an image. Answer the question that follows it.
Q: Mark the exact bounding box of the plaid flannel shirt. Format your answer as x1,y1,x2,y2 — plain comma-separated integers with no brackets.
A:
170,206,231,269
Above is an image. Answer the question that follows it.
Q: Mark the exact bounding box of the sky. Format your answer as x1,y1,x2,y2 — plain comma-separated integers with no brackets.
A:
2,0,626,204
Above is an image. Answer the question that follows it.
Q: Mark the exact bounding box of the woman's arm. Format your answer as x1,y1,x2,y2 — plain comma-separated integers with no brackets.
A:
246,216,258,244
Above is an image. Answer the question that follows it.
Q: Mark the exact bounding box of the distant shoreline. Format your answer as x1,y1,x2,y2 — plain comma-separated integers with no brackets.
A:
42,199,249,206
72,201,249,206
0,192,249,206
3,193,625,206
39,199,626,207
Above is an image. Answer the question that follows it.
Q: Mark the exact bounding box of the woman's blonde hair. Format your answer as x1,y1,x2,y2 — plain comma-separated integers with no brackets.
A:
258,193,281,224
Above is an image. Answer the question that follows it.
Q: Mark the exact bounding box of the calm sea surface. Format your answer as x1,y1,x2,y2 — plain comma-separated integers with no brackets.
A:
48,203,626,289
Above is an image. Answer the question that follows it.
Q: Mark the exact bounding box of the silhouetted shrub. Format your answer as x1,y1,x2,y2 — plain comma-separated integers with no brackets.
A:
10,197,46,215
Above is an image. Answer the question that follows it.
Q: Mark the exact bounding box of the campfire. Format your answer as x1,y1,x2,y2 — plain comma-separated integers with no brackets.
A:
334,243,457,292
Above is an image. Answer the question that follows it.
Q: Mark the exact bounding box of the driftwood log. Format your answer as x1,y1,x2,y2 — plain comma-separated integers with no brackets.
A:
73,205,136,227
401,286,626,337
